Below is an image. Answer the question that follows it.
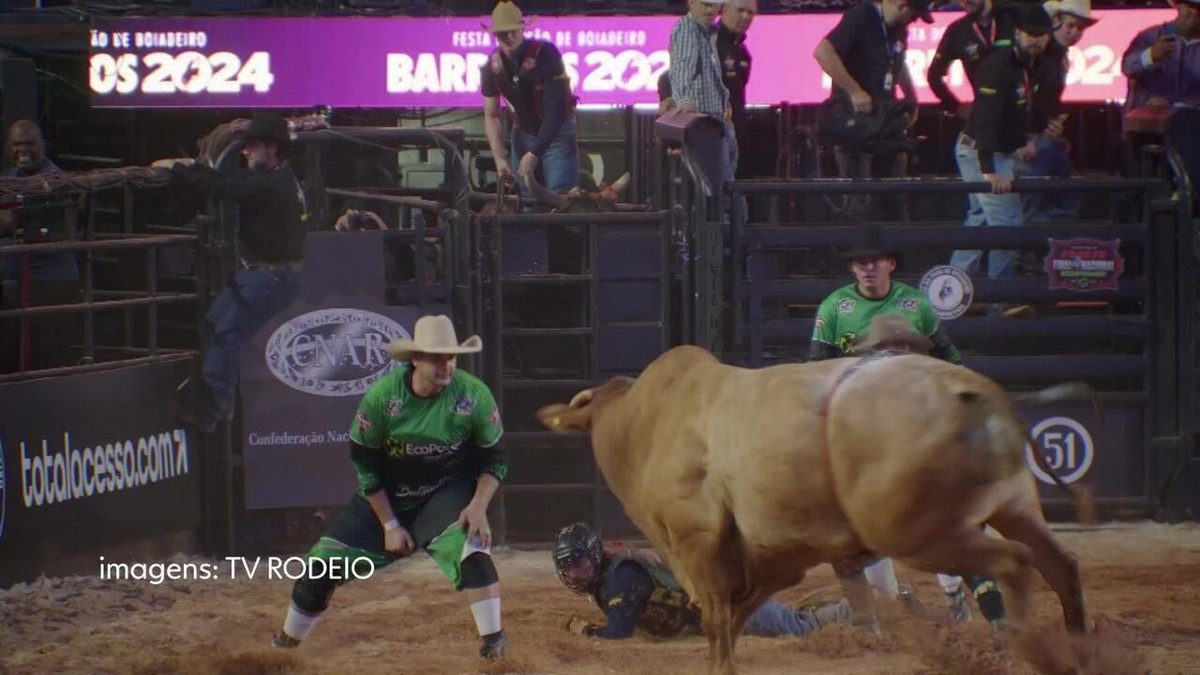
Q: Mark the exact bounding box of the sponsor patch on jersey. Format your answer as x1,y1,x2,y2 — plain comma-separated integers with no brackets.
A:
815,316,826,329
836,298,856,314
838,331,858,353
899,298,919,312
488,407,501,425
355,412,373,431
452,395,476,416
386,397,403,418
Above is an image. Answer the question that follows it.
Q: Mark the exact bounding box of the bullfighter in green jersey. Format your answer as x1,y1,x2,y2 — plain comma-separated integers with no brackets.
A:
270,314,509,660
809,224,962,363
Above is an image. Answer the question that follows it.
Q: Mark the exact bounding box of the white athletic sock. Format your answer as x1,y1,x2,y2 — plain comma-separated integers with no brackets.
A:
470,597,502,636
283,602,322,641
937,573,964,595
863,558,900,600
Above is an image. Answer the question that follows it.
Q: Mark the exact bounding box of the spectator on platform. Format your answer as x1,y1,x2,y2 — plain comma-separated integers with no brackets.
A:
1121,0,1200,110
927,0,1001,238
162,112,306,433
1014,0,1099,223
813,0,931,218
928,0,1000,121
0,119,80,374
480,0,580,194
668,0,737,178
717,0,756,177
949,4,1053,317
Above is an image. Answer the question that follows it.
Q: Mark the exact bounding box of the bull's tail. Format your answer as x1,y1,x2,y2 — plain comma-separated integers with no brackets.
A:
1012,382,1106,423
1022,428,1099,525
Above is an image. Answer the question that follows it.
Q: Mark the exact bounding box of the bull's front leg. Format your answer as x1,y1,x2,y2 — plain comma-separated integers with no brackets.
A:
833,558,880,633
702,591,737,675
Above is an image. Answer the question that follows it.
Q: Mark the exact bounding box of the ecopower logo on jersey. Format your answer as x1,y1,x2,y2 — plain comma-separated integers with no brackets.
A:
18,429,191,508
265,308,411,397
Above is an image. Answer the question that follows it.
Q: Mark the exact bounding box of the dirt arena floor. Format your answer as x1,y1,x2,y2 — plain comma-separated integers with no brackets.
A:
1,521,1197,675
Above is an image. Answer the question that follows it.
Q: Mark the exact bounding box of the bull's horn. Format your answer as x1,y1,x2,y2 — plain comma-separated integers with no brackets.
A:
610,171,631,196
569,389,594,408
521,172,571,210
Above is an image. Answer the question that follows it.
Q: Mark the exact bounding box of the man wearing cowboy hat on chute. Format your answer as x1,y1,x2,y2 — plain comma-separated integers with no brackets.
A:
480,0,580,194
161,111,308,434
270,314,510,660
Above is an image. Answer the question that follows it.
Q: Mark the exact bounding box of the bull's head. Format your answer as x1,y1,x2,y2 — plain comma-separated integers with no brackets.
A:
536,376,635,433
522,171,631,213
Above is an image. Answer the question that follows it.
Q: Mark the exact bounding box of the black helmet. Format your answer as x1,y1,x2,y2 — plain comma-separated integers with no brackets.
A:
552,522,604,595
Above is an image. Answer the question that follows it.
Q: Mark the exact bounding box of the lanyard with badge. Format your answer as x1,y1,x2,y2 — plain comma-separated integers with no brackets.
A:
1021,67,1034,113
878,6,898,92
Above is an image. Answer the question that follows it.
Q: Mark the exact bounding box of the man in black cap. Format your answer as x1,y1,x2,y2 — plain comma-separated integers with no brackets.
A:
949,3,1052,316
162,112,308,433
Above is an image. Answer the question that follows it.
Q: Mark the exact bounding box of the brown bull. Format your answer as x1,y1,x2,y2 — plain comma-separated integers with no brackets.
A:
536,345,1090,675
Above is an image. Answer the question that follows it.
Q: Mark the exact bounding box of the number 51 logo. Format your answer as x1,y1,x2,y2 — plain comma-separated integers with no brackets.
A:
1024,416,1095,485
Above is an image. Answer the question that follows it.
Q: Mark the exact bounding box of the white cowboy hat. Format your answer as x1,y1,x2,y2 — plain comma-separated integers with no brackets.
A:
1043,0,1099,26
387,314,482,362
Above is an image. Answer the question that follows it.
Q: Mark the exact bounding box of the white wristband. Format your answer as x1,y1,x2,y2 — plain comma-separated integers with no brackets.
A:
384,518,401,532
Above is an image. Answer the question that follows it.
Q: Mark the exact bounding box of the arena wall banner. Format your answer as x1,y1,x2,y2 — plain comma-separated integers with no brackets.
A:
88,9,1172,110
239,230,447,509
1018,400,1144,502
0,358,201,587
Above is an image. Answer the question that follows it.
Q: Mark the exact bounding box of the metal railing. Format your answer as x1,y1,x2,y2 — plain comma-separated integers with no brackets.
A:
0,189,201,383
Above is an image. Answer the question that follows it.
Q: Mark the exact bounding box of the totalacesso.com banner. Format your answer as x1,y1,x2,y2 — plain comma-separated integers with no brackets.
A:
88,10,1172,109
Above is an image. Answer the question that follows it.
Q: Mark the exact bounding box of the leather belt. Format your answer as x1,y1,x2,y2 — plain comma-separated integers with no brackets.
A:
242,259,304,272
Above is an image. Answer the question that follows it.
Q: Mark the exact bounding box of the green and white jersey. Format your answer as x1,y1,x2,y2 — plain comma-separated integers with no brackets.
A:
349,364,505,510
811,282,947,357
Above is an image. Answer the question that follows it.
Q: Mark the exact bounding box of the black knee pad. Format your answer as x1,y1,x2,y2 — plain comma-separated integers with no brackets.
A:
460,552,499,590
292,576,336,614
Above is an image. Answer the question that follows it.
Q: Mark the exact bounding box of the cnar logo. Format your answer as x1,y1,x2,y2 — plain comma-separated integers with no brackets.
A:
265,308,410,398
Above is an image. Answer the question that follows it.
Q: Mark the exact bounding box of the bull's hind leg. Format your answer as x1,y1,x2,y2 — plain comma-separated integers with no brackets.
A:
989,509,1087,633
898,530,1035,624
730,587,775,638
699,591,737,675
833,558,881,631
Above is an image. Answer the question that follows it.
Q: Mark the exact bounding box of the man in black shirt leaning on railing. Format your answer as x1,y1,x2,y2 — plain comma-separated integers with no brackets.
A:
949,3,1053,319
158,112,308,433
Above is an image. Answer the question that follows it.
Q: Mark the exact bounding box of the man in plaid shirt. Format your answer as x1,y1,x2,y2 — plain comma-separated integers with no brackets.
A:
669,0,739,200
